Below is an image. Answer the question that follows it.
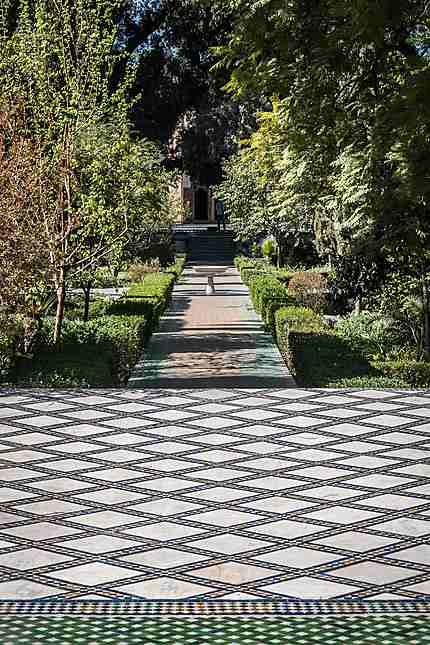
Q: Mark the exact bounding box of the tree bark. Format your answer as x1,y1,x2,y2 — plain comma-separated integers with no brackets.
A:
53,268,66,344
83,280,92,322
354,296,362,315
422,275,430,361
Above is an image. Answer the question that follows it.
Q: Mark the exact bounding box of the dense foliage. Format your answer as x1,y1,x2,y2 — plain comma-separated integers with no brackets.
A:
215,0,430,357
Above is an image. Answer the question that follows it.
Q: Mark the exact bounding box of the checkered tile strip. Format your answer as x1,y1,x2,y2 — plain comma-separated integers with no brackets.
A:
0,615,430,645
1,599,430,614
3,388,430,601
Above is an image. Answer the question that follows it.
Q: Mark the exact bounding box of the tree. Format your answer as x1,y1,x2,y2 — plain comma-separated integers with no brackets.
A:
0,0,141,342
215,0,430,328
0,104,54,349
215,100,314,265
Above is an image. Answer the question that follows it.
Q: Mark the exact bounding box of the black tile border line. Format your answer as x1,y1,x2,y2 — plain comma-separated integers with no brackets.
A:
1,599,430,615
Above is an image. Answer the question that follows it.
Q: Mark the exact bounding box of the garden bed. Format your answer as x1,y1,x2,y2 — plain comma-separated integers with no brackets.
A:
3,255,186,387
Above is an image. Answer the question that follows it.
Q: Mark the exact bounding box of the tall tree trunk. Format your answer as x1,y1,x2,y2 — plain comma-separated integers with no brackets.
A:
354,296,362,315
276,234,282,268
83,280,92,322
53,268,66,344
422,274,430,361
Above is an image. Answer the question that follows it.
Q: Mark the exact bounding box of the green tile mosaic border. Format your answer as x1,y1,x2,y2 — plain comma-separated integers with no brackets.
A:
1,600,430,615
1,615,430,645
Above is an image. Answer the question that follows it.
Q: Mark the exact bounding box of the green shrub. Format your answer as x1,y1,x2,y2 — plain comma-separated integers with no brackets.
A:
241,267,270,286
275,306,334,380
273,305,418,388
374,360,430,387
288,271,329,312
107,271,175,332
235,256,263,271
0,314,25,377
335,312,405,361
88,315,146,384
9,315,146,387
248,274,294,327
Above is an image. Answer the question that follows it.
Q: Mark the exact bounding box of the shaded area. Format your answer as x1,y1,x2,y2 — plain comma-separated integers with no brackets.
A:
289,331,407,388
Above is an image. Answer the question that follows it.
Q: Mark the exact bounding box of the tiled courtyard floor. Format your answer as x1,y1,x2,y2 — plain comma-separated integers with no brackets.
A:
2,387,430,604
1,614,430,644
130,264,295,388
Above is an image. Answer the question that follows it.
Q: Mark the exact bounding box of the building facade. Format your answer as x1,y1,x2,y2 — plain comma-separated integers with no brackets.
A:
175,173,216,224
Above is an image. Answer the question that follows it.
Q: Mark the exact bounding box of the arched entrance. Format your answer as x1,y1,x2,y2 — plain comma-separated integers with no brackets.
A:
194,187,208,221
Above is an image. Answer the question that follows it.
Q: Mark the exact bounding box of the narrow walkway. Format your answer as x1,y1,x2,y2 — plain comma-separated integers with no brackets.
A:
129,264,295,388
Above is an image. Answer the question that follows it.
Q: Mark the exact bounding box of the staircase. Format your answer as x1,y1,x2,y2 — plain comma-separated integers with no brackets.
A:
187,230,236,264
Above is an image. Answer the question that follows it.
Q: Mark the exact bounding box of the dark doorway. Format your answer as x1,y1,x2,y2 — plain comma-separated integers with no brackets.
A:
194,188,208,221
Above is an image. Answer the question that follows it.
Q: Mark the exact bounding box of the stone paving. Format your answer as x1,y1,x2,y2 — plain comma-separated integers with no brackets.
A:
129,264,295,388
2,387,430,601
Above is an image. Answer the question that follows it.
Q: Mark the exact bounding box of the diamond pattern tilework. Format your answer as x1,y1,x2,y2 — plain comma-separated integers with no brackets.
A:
253,547,341,569
116,577,214,599
3,387,430,601
260,577,361,599
3,615,430,644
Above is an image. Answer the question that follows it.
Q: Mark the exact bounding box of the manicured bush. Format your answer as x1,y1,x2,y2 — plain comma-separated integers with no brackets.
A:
273,305,424,388
274,306,372,385
8,315,146,387
234,256,265,271
248,274,294,328
241,267,270,286
107,271,175,332
88,315,146,384
0,314,25,377
275,306,324,370
288,271,329,312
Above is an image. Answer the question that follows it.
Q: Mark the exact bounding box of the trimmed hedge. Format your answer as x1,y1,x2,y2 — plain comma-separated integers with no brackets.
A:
5,255,186,387
273,305,430,388
107,271,175,333
248,274,296,333
234,256,267,272
274,306,323,374
166,253,187,278
274,306,375,385
9,315,146,387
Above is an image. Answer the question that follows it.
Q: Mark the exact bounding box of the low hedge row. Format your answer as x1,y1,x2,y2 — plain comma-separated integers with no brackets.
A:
107,271,176,334
248,274,296,335
373,360,430,388
274,306,324,375
166,253,187,278
10,315,146,387
273,305,430,388
5,255,186,387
